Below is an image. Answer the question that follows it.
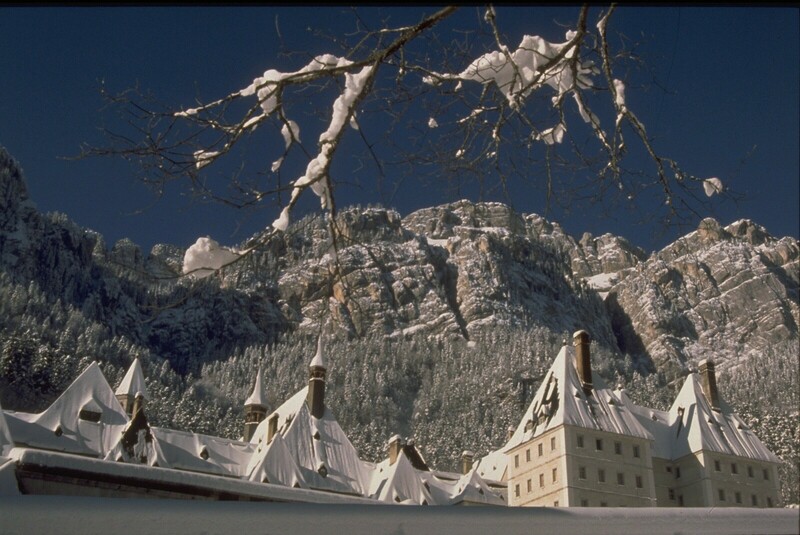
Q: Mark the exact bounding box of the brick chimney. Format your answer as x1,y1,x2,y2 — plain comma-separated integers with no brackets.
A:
461,450,475,475
573,330,593,395
388,434,405,465
307,337,327,419
698,359,720,411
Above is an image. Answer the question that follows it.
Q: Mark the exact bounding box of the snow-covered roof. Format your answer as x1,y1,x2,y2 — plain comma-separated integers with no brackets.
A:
669,373,780,463
4,363,129,457
0,401,14,457
244,366,266,408
116,358,147,400
246,433,305,488
368,450,504,506
147,427,254,477
508,344,653,447
249,386,370,495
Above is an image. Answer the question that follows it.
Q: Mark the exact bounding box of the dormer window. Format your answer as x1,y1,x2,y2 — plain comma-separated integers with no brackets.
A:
199,446,209,460
79,400,102,423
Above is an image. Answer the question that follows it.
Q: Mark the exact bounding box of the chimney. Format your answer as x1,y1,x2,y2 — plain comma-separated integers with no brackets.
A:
267,413,279,444
461,450,475,475
307,337,327,419
388,434,405,465
698,359,720,411
573,330,593,395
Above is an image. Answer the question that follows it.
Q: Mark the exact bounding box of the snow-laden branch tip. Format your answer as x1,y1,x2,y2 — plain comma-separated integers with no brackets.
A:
182,237,241,278
428,117,438,128
703,177,724,197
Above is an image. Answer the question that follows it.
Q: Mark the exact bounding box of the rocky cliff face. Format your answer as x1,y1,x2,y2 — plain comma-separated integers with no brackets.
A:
0,147,797,381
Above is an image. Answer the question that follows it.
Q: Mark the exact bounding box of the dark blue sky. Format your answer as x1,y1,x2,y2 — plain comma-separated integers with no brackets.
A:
1,6,797,254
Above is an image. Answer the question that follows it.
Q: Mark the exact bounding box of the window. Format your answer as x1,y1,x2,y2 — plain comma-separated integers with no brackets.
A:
636,475,643,489
735,492,742,504
577,434,584,448
767,497,773,508
751,495,758,506
551,437,556,451
675,466,681,479
617,472,625,486
552,467,557,483
747,465,753,478
596,438,603,451
614,441,622,455
538,443,543,457
514,454,519,468
528,479,533,492
678,495,684,507
731,463,738,475
718,489,726,501
633,445,640,458
579,466,587,480
554,501,559,507
539,473,544,488
714,460,721,472
598,469,606,483
666,466,672,473
526,449,531,462
763,468,769,480
581,499,588,507
515,484,520,498
600,502,608,507
668,488,675,501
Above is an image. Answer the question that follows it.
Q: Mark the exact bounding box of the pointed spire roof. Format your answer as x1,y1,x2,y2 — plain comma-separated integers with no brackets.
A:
244,365,267,408
116,358,147,400
310,335,326,369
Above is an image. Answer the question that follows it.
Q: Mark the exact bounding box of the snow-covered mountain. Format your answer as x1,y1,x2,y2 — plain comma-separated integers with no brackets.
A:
0,147,797,499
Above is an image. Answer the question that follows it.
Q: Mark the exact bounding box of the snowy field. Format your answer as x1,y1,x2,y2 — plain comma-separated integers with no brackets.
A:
1,496,798,535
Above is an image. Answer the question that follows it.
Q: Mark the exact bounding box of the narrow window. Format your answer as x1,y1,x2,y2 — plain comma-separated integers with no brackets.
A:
678,495,684,507
668,488,675,500
596,438,603,451
763,468,769,481
515,454,519,468
636,475,643,489
528,479,533,492
538,443,543,457
554,501,559,507
666,466,672,473
747,466,753,478
718,489,725,501
614,441,622,455
633,445,640,458
539,473,544,488
515,484,520,497
767,497,773,508
552,467,557,483
526,449,531,462
581,499,588,507
675,466,681,479
550,437,556,451
714,460,721,472
731,463,738,475
735,492,742,504
751,494,758,506
617,472,625,486
600,501,608,507
598,469,606,483
577,434,584,448
579,466,587,480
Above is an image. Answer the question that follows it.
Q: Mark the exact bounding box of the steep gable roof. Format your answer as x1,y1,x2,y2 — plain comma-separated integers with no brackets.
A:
4,362,128,457
246,433,306,488
669,373,781,463
249,386,371,496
